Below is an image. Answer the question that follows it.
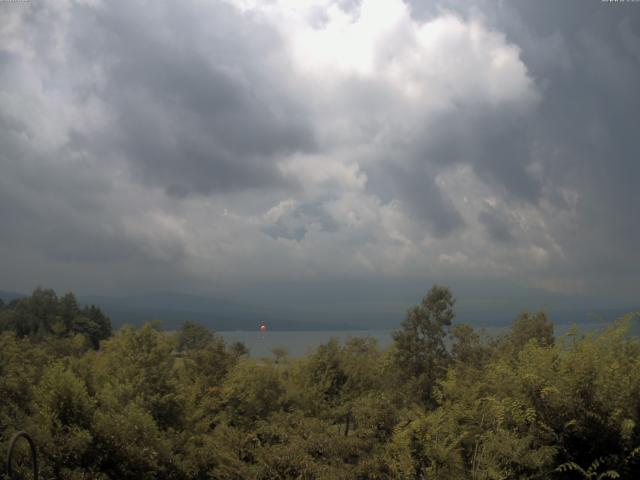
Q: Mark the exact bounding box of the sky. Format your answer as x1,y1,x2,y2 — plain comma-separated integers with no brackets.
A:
1,0,639,326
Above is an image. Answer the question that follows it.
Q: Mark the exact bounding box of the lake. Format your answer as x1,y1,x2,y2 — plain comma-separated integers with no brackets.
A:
219,322,614,358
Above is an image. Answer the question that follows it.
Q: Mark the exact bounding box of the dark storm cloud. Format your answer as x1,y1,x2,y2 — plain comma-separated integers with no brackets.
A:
402,0,640,287
418,106,541,203
359,7,542,229
478,206,515,244
1,0,639,307
0,0,318,292
0,43,185,269
386,163,465,237
497,0,640,282
0,133,184,265
367,104,540,238
70,0,315,197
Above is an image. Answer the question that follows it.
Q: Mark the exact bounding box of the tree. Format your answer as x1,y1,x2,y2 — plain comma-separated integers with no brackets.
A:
77,304,112,348
392,285,455,407
29,363,95,479
0,289,111,349
451,324,488,368
509,311,554,353
272,346,289,364
220,359,286,428
177,320,215,352
94,324,183,430
58,292,80,331
228,341,250,358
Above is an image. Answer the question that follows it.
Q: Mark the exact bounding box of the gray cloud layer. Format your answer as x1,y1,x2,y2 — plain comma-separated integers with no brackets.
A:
1,0,638,316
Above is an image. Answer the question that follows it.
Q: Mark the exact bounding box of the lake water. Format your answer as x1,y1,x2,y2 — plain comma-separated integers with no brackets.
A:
219,322,614,358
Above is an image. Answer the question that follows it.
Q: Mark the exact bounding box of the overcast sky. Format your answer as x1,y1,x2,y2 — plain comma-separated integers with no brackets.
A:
1,0,639,323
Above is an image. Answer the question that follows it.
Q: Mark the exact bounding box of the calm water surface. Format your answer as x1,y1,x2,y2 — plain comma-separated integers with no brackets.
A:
219,323,612,358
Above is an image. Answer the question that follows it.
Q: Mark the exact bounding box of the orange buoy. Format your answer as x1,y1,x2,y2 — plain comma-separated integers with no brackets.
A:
259,322,267,333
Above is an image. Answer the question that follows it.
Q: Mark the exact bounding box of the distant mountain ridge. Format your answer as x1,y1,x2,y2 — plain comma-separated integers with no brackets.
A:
0,290,26,302
1,288,637,332
2,288,367,331
78,291,364,331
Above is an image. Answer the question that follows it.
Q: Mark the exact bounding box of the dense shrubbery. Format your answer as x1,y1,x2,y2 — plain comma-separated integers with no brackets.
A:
0,288,111,349
1,287,639,479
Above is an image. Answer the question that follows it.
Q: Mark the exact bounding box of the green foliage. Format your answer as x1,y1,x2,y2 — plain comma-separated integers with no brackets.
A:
271,346,288,364
0,288,111,348
509,310,555,353
94,323,184,430
177,320,215,352
451,323,489,368
29,363,96,479
228,341,250,358
1,287,640,480
220,359,287,428
392,285,455,407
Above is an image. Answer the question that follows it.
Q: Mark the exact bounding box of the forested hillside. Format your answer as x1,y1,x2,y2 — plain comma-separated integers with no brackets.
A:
1,287,639,479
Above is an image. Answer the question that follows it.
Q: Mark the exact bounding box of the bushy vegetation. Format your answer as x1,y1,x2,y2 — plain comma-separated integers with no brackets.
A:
1,287,639,479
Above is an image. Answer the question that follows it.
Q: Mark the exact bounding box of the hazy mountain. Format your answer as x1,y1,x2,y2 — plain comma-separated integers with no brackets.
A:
0,290,26,302
2,288,635,332
78,291,364,331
